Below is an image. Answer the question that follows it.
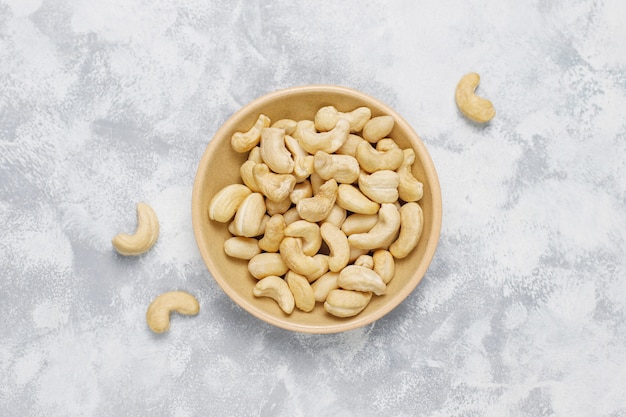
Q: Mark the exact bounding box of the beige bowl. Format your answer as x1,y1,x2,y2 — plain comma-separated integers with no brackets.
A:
192,85,442,334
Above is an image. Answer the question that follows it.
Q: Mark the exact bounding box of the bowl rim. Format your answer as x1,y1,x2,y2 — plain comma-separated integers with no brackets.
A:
192,84,442,334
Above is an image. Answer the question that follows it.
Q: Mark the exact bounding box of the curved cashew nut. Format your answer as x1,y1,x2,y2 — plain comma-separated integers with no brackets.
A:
231,192,266,238
314,106,372,132
146,291,199,333
253,275,294,314
311,271,340,302
266,196,292,216
248,146,263,163
271,118,297,135
306,254,330,282
341,213,379,236
296,179,338,223
231,114,271,152
355,141,404,173
112,203,160,256
258,214,286,253
321,204,347,229
260,127,295,174
229,214,268,237
337,265,386,296
373,249,395,284
358,170,400,204
455,72,496,123
324,289,372,318
239,160,261,192
284,220,322,256
389,202,423,259
314,151,360,184
336,134,366,157
284,134,315,182
208,184,252,223
320,222,350,272
252,163,296,203
279,237,321,276
224,236,261,260
362,115,394,143
354,254,374,269
248,252,289,279
296,118,350,154
336,184,380,215
289,180,313,205
348,203,401,250
397,148,424,202
285,271,315,312
282,207,301,225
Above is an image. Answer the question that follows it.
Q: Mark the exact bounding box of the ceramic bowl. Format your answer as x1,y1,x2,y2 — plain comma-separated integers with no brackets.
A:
192,85,442,334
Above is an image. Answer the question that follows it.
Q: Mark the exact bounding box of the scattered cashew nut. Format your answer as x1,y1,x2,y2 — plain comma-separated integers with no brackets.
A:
455,72,496,123
260,127,295,174
146,291,199,333
389,202,423,259
397,148,423,202
285,271,315,312
231,114,271,152
314,151,360,184
112,203,160,256
348,203,401,250
320,222,350,272
314,106,371,132
324,289,372,318
337,265,387,296
362,115,394,143
296,179,338,222
253,275,295,314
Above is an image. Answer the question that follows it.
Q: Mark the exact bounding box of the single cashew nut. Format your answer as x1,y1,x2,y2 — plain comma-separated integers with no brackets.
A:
320,222,350,272
397,148,424,202
354,254,374,269
296,118,350,154
240,160,261,192
258,214,286,253
358,170,400,204
285,135,315,182
341,213,379,236
231,192,266,238
112,203,160,256
260,128,295,174
252,163,296,203
231,114,271,152
324,289,372,318
266,196,292,216
321,204,347,229
305,254,330,283
253,275,295,314
355,141,404,173
248,252,289,279
373,249,395,284
207,184,252,223
296,179,338,223
224,236,261,260
348,203,401,250
229,214,268,237
284,220,322,256
271,118,297,135
389,202,423,259
248,146,263,163
289,180,313,205
282,207,302,225
314,151,360,184
336,134,366,157
336,184,380,215
314,106,372,132
279,237,322,276
311,271,340,302
285,271,315,312
362,115,394,143
337,265,386,296
455,72,496,123
146,291,199,333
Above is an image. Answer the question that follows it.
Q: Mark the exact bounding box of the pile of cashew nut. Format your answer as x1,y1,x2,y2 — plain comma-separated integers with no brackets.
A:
209,105,425,318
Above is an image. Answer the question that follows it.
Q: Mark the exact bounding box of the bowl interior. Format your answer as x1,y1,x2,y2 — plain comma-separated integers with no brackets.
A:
192,85,442,333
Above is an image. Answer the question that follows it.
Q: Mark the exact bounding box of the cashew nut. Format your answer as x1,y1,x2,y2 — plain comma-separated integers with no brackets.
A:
313,151,360,184
355,141,404,173
455,72,496,123
309,172,324,195
349,246,370,263
397,148,423,202
282,207,302,225
354,254,374,269
314,106,371,132
337,265,386,296
348,203,401,250
289,180,313,205
112,203,160,256
258,214,286,253
306,254,329,282
231,192,267,238
248,252,289,279
336,184,380,215
146,291,199,333
260,127,295,174
320,222,350,272
372,249,395,284
271,118,297,135
252,163,296,203
362,115,394,143
311,271,340,302
248,146,263,164
285,271,315,312
240,160,261,192
358,170,400,204
284,220,322,256
284,134,315,182
253,275,295,314
279,237,322,276
321,204,346,229
296,118,350,154
341,213,379,236
324,289,372,318
266,196,292,216
296,179,338,223
224,236,261,260
335,134,366,157
231,114,271,152
389,202,423,259
229,214,268,237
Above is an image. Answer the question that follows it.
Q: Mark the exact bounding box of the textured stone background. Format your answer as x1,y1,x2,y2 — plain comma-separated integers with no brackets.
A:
1,0,625,416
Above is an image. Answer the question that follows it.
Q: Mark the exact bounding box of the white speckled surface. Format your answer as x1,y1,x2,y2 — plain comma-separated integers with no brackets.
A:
1,0,625,415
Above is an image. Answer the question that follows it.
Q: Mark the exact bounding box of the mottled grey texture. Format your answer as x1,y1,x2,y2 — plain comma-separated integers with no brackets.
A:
1,0,625,416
